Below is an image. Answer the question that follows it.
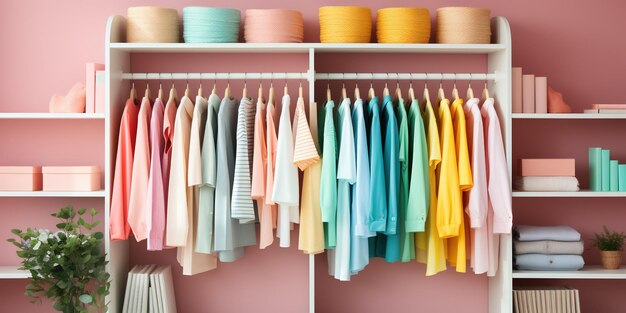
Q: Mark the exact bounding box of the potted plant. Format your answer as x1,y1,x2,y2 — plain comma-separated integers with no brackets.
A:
592,225,626,270
7,206,110,312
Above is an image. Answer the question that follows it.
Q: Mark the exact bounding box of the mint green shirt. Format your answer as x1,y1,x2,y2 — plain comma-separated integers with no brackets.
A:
396,99,413,262
407,99,429,233
320,101,337,248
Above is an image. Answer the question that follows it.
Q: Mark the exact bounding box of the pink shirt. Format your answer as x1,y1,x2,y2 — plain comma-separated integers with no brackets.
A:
481,98,513,276
147,98,165,250
128,97,152,242
162,97,177,203
463,98,489,274
110,98,139,240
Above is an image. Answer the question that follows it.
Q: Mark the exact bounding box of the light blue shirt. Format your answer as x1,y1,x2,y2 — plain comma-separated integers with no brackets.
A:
328,98,356,281
381,95,400,263
350,98,372,274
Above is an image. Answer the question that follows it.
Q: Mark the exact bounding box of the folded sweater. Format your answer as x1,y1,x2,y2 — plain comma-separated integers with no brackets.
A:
514,240,584,255
514,225,581,242
514,176,579,192
515,254,585,271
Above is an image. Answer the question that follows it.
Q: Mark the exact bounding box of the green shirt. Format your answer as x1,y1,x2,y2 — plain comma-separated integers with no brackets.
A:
320,101,337,248
396,99,413,262
407,99,430,233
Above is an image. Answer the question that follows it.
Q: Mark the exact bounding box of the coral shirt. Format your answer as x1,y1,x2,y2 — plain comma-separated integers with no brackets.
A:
110,98,139,240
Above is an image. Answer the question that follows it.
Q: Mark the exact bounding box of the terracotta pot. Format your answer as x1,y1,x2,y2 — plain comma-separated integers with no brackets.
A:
600,251,622,269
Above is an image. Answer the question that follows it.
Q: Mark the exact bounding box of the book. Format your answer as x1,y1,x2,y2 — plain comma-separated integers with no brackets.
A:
512,67,523,113
523,74,535,113
589,148,602,191
85,63,104,113
592,104,626,110
602,149,611,191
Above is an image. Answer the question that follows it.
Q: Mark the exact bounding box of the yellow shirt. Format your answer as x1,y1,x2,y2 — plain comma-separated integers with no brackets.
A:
446,98,473,273
415,100,446,276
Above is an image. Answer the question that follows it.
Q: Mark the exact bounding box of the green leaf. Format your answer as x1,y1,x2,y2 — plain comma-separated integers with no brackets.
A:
93,232,104,240
79,294,93,304
55,223,67,230
78,207,86,215
90,208,98,217
56,280,68,289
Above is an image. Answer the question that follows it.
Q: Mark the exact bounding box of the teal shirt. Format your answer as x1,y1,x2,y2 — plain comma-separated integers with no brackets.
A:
396,99,413,262
407,99,429,233
366,97,388,259
320,101,338,248
381,95,400,263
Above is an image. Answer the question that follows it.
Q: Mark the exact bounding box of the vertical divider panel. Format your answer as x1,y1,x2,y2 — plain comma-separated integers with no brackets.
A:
308,47,316,313
105,15,131,313
487,16,513,313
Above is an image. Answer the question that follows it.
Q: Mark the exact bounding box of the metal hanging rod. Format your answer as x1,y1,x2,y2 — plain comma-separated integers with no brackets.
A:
122,72,309,80
315,73,496,81
122,72,496,81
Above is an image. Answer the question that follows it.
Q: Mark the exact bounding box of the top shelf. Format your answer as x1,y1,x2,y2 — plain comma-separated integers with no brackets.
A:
108,43,506,54
0,113,105,120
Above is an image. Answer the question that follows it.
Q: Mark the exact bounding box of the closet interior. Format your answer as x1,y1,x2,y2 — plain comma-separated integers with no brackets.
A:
104,15,512,313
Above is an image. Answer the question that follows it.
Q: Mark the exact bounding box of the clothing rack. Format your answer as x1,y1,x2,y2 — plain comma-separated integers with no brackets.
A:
121,72,496,81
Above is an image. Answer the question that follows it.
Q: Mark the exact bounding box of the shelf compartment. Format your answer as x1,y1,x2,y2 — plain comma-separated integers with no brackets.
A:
0,266,30,279
0,190,106,198
512,113,626,119
512,190,626,198
513,265,626,279
109,42,506,54
0,113,105,119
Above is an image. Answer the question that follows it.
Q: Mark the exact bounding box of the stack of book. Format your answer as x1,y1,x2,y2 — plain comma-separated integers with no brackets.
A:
513,287,580,313
589,147,626,191
122,265,177,313
514,159,579,192
584,104,626,114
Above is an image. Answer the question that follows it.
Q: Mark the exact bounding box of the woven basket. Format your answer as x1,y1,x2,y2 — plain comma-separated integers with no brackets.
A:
601,251,622,269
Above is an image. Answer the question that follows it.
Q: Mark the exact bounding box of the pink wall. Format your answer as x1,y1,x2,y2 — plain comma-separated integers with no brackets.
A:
1,1,626,312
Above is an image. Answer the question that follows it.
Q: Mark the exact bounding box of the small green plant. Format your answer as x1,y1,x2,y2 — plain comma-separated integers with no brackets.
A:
593,225,626,251
7,206,110,313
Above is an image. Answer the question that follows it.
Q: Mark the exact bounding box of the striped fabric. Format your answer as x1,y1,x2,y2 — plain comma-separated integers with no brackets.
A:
293,97,320,170
231,97,257,223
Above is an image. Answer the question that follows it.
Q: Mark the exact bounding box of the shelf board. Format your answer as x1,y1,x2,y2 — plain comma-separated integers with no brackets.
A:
0,113,105,119
0,266,30,279
512,113,626,119
109,42,506,54
512,190,626,198
513,265,626,279
0,190,106,198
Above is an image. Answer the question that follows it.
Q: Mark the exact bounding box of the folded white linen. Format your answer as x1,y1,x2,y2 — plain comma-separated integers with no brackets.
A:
514,225,581,242
514,176,580,192
514,240,584,255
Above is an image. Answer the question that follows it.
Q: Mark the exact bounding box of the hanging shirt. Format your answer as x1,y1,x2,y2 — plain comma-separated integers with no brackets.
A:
166,96,217,275
215,97,257,262
232,97,256,223
395,98,413,262
188,95,209,255
366,97,387,259
416,100,446,276
350,98,371,274
166,96,194,247
163,96,178,205
482,98,513,276
381,95,400,263
407,98,429,234
319,101,338,249
111,98,139,240
251,97,275,249
446,98,473,273
147,98,165,250
294,98,324,255
272,94,300,247
328,97,356,281
463,98,489,274
127,97,152,241
196,93,221,254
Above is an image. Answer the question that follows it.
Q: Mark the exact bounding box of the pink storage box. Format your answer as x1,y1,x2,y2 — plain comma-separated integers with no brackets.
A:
519,159,575,177
42,166,102,191
0,166,42,191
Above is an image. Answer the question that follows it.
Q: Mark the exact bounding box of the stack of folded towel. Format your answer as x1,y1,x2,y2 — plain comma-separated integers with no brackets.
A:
514,225,585,271
514,159,580,192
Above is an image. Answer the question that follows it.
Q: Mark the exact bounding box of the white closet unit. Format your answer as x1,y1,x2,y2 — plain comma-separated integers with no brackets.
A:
104,15,513,313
